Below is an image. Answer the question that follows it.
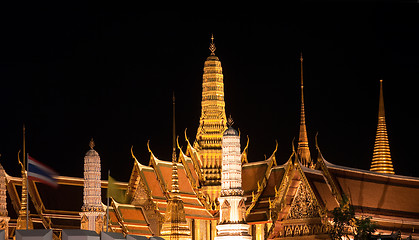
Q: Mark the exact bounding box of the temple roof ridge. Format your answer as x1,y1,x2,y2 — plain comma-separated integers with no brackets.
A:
146,140,163,167
243,141,278,167
300,162,323,175
328,161,419,181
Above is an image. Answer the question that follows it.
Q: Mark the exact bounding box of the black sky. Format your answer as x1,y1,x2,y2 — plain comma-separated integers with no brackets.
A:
0,4,418,181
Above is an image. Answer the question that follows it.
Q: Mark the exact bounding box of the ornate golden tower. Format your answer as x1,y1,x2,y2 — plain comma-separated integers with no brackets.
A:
194,35,227,190
297,53,313,168
161,93,191,240
370,80,394,174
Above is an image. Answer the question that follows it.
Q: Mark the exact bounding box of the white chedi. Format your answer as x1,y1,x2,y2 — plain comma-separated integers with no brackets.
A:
215,121,251,240
80,139,105,234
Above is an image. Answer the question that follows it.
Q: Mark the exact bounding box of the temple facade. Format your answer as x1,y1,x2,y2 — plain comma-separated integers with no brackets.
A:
0,36,417,240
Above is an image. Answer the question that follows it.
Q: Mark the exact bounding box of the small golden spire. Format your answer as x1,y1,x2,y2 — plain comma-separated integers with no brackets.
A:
209,34,216,55
171,92,180,195
172,92,176,162
297,52,312,168
89,138,95,149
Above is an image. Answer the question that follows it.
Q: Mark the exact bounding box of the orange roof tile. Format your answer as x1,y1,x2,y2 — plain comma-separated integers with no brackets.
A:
141,169,165,199
242,162,268,194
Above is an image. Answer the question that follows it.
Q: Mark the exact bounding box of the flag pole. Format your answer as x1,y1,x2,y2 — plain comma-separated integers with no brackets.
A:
26,153,29,230
23,124,29,230
106,170,110,232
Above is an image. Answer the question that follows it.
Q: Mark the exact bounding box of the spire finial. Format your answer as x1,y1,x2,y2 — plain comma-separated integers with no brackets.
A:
172,92,176,162
379,79,384,117
89,138,95,149
300,52,304,88
209,34,216,55
297,52,313,168
370,79,394,174
227,115,234,127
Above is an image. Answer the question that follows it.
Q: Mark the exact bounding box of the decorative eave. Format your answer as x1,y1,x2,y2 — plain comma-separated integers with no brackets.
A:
268,158,294,219
111,198,129,235
314,136,343,203
267,142,298,218
126,146,153,202
5,173,21,215
112,200,155,236
241,135,249,164
245,141,278,216
147,140,159,167
147,141,170,200
176,144,213,213
177,138,199,190
184,129,205,183
126,147,158,202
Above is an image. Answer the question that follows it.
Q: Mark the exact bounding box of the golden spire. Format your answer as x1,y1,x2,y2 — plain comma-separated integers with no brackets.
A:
195,34,227,190
297,52,313,168
370,80,394,174
209,34,216,55
160,93,191,240
171,92,179,195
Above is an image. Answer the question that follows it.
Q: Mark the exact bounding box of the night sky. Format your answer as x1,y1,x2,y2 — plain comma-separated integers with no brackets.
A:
1,4,418,181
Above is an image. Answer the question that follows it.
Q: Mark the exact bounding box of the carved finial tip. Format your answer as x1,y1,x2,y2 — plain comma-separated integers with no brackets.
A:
89,138,95,149
227,115,234,127
209,34,216,55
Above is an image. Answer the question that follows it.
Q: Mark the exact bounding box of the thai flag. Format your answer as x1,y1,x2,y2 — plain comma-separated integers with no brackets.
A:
27,154,58,187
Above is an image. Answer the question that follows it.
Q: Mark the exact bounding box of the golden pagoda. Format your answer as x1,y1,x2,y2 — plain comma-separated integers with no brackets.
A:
194,35,227,200
296,53,313,168
370,79,395,174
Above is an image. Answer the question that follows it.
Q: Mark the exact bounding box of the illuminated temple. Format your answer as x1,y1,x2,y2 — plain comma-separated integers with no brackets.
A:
1,36,419,240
